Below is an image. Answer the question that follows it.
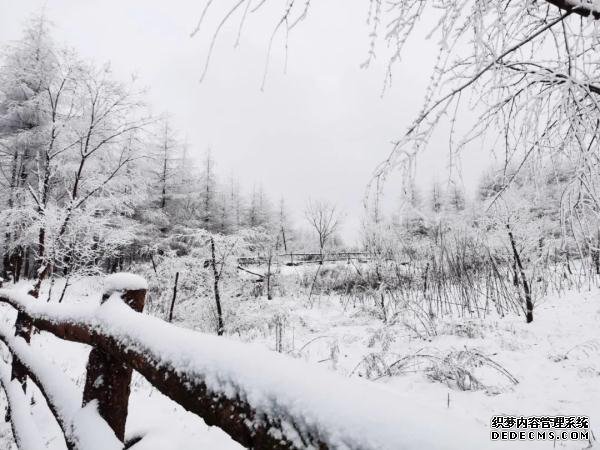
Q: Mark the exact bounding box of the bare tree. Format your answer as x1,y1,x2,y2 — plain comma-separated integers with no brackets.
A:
305,199,341,260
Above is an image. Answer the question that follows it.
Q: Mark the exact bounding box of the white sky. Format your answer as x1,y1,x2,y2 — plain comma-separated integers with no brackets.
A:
0,0,492,242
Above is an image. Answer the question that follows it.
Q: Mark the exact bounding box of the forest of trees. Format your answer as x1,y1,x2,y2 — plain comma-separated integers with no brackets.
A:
2,16,598,329
1,3,600,449
0,17,340,290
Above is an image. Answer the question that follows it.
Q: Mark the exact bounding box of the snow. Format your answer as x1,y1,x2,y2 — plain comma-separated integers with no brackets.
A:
0,362,45,450
104,273,148,294
1,277,599,449
0,324,121,450
1,286,482,450
229,289,600,450
125,381,239,450
92,297,483,450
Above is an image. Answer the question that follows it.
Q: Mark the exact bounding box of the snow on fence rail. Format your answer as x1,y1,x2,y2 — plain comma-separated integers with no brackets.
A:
238,252,373,267
0,325,121,450
0,362,45,450
0,274,480,450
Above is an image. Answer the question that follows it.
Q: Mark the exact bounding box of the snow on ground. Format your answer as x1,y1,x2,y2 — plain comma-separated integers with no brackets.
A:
0,275,598,449
227,281,600,449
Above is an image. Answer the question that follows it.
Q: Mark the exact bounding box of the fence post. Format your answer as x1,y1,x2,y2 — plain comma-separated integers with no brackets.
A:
82,274,147,441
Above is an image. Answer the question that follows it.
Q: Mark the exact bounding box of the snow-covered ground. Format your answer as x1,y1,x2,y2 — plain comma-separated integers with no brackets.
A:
0,275,598,449
231,287,600,449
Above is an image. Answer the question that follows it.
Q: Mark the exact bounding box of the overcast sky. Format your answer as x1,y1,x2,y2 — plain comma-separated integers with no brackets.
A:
0,0,491,242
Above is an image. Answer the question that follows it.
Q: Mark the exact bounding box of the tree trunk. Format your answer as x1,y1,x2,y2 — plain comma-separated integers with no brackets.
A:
58,276,71,303
2,151,20,281
507,225,533,323
281,226,288,253
168,272,179,322
594,228,600,275
210,237,224,335
266,250,273,300
22,248,30,280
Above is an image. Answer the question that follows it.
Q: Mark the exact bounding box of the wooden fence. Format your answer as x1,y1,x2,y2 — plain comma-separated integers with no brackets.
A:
238,252,371,267
0,273,476,450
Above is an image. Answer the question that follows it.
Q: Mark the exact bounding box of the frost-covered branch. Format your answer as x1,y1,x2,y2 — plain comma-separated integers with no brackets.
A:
191,0,600,218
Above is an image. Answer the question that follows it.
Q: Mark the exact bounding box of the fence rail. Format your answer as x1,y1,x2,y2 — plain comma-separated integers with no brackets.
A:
0,273,478,450
238,252,372,267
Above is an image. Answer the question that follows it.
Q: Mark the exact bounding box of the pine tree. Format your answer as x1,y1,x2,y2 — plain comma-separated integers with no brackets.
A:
0,15,57,280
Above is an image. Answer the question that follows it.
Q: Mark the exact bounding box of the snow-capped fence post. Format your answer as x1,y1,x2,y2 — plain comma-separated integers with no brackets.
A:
82,273,147,442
